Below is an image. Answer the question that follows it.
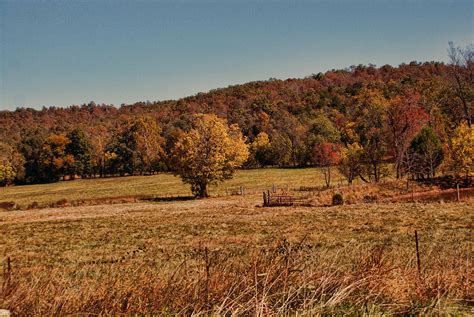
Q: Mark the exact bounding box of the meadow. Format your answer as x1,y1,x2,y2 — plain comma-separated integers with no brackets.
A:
0,168,345,208
1,169,473,315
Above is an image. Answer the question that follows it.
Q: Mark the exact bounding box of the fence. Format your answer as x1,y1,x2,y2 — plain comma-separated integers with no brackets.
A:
262,191,311,207
222,184,291,197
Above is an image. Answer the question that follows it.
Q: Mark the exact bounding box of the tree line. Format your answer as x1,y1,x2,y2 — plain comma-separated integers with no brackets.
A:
1,43,472,195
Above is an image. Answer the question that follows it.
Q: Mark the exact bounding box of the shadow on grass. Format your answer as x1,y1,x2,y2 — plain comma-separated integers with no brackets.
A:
142,196,195,202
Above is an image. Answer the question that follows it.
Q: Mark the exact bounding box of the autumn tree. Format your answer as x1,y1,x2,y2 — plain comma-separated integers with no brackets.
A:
0,164,16,186
447,42,473,126
305,113,341,165
131,117,165,174
443,122,474,177
0,141,24,183
311,141,341,188
108,117,165,175
171,114,249,197
338,142,363,184
267,132,292,167
247,132,272,167
354,88,388,182
416,78,450,131
88,124,111,177
40,134,74,182
307,113,340,145
275,115,309,167
385,89,428,178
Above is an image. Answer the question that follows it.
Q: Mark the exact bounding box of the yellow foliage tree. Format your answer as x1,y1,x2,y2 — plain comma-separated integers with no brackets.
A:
444,122,474,177
171,114,249,197
0,141,24,182
338,142,364,184
248,132,271,167
0,163,16,186
129,116,165,173
40,134,74,182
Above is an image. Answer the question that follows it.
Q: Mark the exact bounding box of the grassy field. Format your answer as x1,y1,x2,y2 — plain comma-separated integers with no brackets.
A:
1,169,473,315
0,168,345,207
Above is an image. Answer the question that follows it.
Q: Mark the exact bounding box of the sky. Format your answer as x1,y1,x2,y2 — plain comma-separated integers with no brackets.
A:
0,0,472,110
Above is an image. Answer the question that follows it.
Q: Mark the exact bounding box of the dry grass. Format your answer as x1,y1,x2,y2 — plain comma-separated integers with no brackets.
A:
305,180,474,206
1,191,472,315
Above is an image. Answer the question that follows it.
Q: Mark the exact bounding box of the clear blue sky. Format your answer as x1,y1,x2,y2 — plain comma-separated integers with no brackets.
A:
0,0,472,110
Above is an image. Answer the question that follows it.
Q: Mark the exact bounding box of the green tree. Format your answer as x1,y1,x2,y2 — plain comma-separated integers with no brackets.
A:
19,131,47,184
171,114,249,197
406,127,443,179
66,128,93,179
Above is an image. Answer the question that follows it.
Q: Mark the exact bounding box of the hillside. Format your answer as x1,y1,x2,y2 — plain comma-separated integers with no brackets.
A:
0,60,472,187
0,62,453,144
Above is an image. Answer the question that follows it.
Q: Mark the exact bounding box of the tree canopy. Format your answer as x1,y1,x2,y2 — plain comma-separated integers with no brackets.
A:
171,114,249,197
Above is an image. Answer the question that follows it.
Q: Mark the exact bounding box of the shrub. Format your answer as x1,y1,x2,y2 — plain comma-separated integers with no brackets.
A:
332,193,344,206
0,201,18,210
28,202,40,209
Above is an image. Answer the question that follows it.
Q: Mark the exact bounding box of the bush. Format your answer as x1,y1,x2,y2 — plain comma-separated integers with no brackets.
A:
0,201,18,210
28,202,40,209
332,193,344,206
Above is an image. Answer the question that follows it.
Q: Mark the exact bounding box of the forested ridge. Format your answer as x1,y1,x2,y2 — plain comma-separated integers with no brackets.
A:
0,44,473,187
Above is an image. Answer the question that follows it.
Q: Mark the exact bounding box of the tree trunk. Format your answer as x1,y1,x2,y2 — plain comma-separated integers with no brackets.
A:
373,161,379,182
198,182,209,198
325,166,331,188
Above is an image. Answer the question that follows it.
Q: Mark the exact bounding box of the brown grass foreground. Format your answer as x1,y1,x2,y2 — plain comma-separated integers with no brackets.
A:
1,192,473,315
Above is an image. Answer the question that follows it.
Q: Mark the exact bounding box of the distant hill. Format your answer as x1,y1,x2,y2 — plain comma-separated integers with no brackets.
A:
0,61,451,145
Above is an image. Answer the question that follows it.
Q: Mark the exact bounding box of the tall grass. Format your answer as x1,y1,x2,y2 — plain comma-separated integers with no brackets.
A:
2,198,473,315
1,235,471,315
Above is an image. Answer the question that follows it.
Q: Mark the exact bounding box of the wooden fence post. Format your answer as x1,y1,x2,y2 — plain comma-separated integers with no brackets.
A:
204,247,210,310
456,184,460,202
415,230,421,274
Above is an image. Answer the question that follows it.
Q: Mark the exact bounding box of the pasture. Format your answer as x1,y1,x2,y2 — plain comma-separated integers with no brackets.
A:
0,169,472,315
0,168,345,208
